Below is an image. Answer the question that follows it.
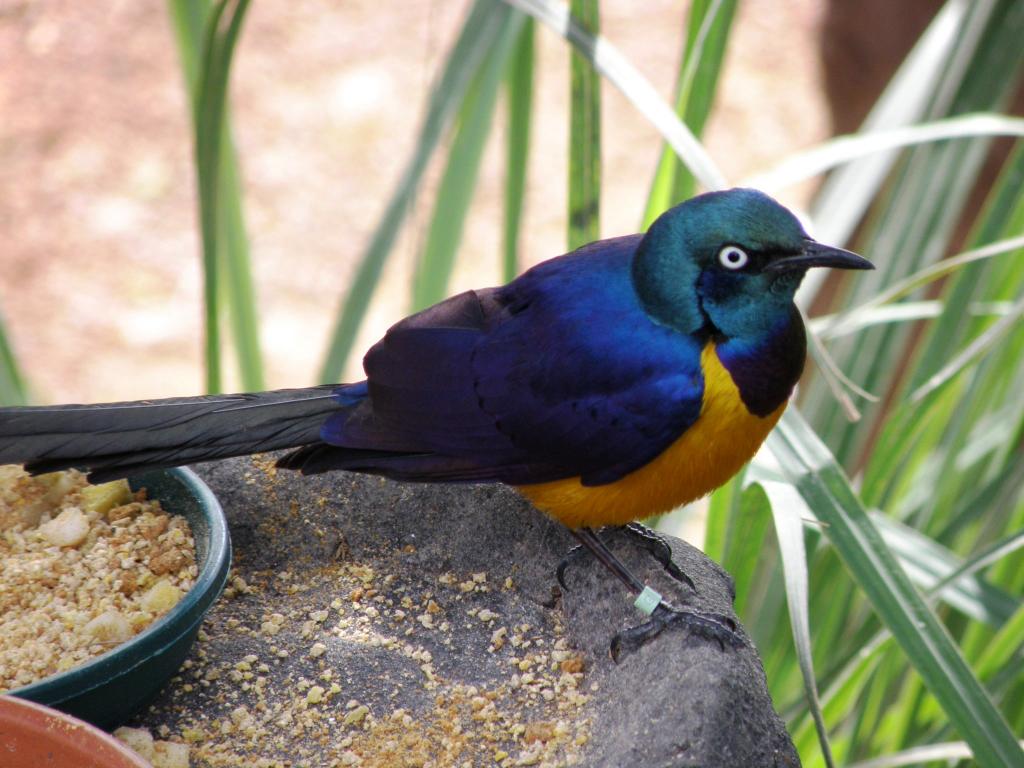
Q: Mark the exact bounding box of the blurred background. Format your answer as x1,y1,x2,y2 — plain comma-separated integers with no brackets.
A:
0,0,834,403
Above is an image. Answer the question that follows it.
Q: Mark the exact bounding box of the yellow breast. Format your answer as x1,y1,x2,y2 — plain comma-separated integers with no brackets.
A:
516,342,786,528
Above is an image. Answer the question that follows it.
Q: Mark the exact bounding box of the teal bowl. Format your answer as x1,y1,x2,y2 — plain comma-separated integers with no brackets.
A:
9,467,231,730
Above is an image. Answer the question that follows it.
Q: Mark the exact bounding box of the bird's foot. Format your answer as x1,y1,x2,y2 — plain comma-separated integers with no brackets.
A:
621,522,696,591
610,603,742,662
556,525,695,592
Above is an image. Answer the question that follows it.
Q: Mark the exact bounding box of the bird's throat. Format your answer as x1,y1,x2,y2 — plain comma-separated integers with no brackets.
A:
712,308,806,417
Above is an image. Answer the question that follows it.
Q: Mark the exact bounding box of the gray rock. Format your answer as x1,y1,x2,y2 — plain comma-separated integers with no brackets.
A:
138,455,799,767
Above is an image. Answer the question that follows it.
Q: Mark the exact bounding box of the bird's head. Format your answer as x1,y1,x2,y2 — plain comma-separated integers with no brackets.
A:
632,188,872,339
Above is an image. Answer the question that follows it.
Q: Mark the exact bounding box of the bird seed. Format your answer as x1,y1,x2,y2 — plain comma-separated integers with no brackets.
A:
0,465,197,692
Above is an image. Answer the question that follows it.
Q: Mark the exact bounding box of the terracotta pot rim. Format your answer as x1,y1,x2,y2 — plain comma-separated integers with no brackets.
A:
0,695,151,767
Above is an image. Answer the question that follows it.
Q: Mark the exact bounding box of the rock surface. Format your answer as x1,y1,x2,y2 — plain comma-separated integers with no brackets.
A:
137,455,800,767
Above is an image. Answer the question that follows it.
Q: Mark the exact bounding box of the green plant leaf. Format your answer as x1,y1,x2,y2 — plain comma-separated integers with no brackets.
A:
908,140,1024,401
643,0,736,227
167,0,209,93
789,522,1024,758
803,0,1024,466
192,0,229,393
745,113,1024,194
757,477,836,768
911,294,1024,402
975,604,1024,683
504,0,726,191
411,11,525,310
319,0,512,382
217,128,264,390
567,0,600,249
812,233,1024,341
0,309,27,406
768,409,1023,768
171,0,262,390
806,0,977,252
174,0,256,393
846,739,1024,768
715,478,769,617
871,513,1020,626
811,302,942,338
791,633,887,761
701,474,739,562
503,19,535,282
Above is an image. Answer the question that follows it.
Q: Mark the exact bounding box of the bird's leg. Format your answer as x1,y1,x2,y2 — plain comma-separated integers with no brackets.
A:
556,528,637,591
557,524,694,592
569,527,647,593
566,528,742,660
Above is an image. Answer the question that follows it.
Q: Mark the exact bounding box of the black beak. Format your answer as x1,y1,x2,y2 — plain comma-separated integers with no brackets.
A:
765,240,873,273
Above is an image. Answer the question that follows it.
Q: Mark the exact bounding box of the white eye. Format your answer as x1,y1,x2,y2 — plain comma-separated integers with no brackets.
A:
718,245,749,270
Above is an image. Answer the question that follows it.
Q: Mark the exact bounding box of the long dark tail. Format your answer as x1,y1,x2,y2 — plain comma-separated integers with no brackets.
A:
0,386,340,482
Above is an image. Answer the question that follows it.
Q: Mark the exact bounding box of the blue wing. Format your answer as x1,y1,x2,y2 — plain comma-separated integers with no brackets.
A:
283,236,706,485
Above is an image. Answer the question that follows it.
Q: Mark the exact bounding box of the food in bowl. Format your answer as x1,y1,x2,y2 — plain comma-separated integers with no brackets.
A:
0,466,198,691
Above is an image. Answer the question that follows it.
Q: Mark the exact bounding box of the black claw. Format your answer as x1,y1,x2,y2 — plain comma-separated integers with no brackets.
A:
556,543,588,591
610,604,744,662
611,616,666,661
622,523,697,592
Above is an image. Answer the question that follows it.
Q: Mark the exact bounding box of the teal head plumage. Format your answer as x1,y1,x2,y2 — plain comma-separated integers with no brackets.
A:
633,188,869,341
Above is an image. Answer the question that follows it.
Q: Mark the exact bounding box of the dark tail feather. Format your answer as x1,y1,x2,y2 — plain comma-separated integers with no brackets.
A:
0,386,340,481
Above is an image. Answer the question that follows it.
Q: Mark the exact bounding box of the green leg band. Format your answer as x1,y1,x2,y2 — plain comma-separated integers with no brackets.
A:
634,585,662,616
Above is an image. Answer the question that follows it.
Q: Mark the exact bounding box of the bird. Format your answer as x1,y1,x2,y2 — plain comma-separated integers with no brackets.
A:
0,188,871,657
